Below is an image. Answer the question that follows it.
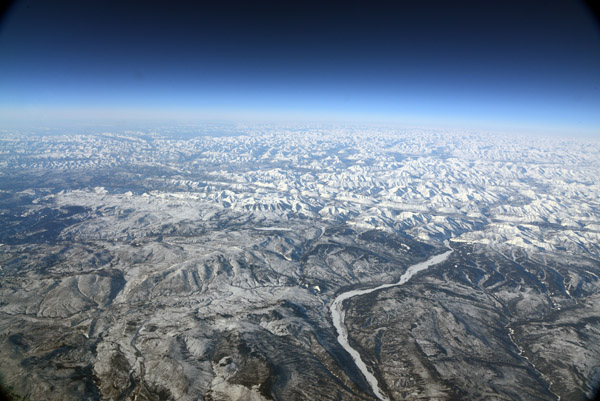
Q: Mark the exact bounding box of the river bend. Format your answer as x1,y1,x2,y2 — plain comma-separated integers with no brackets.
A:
330,241,454,401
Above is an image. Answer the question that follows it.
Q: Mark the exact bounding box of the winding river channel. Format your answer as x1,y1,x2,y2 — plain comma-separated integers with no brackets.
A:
330,241,454,401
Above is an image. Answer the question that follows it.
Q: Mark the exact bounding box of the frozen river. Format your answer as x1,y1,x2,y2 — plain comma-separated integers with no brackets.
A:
330,241,454,400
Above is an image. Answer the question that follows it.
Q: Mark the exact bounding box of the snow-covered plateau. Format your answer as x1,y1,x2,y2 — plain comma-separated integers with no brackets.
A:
0,126,599,400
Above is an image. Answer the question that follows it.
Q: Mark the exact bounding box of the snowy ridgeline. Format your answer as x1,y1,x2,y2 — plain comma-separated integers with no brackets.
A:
3,128,598,258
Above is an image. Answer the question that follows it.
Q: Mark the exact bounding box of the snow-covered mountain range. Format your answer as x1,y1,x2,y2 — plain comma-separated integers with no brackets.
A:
0,126,598,400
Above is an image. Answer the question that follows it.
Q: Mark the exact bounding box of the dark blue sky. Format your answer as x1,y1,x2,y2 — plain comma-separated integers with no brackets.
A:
1,0,599,134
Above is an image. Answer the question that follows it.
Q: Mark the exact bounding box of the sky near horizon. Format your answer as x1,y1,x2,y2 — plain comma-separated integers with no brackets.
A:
1,0,599,135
